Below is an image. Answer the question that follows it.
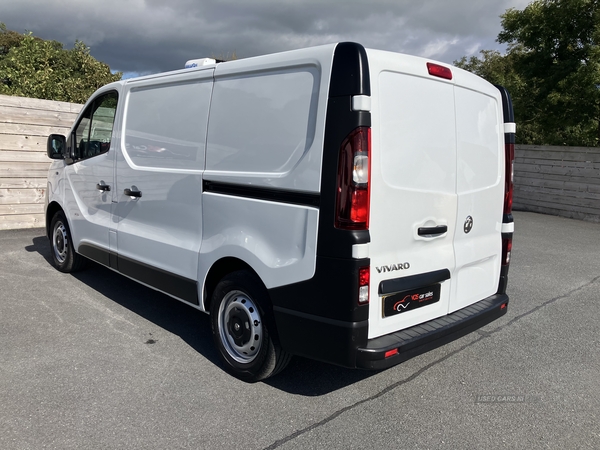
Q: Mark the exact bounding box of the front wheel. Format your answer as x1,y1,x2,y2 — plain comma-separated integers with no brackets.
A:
210,270,291,382
49,211,86,273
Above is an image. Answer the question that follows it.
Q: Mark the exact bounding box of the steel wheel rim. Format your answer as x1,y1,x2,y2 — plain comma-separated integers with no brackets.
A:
218,290,263,364
53,221,68,264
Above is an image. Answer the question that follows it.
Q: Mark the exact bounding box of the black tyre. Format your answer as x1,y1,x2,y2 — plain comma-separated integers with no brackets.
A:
50,211,86,273
210,270,291,382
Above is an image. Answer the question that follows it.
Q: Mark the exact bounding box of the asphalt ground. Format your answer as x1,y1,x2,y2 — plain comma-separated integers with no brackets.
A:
1,211,599,449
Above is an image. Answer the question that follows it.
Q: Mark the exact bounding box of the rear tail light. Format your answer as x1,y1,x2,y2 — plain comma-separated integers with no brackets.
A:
335,127,371,230
504,143,515,215
501,142,514,267
358,266,370,304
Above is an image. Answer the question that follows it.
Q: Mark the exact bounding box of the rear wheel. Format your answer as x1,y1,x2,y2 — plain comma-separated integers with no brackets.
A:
50,211,86,273
210,270,291,382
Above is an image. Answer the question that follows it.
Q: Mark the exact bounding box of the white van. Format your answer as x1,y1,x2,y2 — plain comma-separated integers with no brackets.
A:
46,42,515,381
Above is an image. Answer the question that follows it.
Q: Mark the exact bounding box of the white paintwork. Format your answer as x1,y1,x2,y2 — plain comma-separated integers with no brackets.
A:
199,194,319,290
48,45,335,312
204,44,334,193
115,68,213,282
366,49,506,338
367,51,457,338
123,77,210,172
504,122,516,134
56,84,121,255
64,152,115,251
450,78,504,312
47,43,507,348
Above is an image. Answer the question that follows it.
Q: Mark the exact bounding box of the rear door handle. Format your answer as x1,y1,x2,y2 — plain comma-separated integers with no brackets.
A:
96,183,111,192
124,188,142,198
418,225,448,237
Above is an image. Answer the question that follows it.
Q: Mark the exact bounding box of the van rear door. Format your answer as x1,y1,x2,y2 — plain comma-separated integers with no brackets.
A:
451,75,504,313
367,52,458,339
367,51,504,339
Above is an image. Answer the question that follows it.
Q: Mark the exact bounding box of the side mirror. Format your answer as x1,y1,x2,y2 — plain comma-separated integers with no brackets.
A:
47,134,67,159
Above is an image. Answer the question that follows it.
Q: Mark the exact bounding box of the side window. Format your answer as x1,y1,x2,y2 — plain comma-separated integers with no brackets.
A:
73,92,118,160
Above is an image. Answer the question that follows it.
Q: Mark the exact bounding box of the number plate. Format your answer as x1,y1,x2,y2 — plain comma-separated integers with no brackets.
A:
383,283,441,317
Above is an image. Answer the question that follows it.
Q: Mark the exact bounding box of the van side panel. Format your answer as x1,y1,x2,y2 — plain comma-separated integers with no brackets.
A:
114,70,213,301
205,47,333,192
200,194,319,290
199,45,335,310
205,69,318,184
269,43,371,367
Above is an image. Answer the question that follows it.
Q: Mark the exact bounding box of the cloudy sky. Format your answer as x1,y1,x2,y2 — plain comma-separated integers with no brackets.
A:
3,0,531,77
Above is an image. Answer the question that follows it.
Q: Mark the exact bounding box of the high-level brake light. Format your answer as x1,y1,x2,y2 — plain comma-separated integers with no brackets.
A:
427,63,453,80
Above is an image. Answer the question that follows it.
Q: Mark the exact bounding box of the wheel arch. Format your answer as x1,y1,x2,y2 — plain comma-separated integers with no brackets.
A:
203,257,266,312
46,201,64,239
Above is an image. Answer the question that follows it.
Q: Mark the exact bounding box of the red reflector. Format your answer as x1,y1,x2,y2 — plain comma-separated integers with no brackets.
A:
427,63,453,80
501,303,507,310
358,266,370,304
385,349,399,358
359,266,370,287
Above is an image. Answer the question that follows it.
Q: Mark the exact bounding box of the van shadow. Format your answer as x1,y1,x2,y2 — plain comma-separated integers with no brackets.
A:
27,234,54,266
26,234,376,396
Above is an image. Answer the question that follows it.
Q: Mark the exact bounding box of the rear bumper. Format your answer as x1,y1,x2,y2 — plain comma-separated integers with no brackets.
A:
273,293,508,369
356,294,509,369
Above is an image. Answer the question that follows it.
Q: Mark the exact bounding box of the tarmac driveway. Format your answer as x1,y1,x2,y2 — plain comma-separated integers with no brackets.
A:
1,211,599,449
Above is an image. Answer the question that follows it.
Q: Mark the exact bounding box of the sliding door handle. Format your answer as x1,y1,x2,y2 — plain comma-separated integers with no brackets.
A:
124,188,142,198
96,183,111,192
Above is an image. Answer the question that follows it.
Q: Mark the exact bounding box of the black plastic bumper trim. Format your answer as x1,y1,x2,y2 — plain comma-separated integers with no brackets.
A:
356,294,509,369
78,243,110,267
273,306,367,328
272,306,369,367
76,243,199,305
379,269,451,295
118,255,199,305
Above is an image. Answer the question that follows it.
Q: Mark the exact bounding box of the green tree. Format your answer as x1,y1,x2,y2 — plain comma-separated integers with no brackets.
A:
456,0,600,146
0,23,24,57
0,24,121,103
455,49,547,144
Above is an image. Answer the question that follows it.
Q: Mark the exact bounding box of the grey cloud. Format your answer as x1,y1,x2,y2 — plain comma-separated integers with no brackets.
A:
2,0,531,75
